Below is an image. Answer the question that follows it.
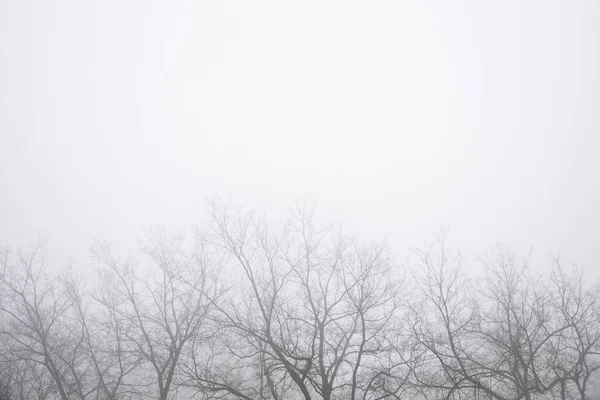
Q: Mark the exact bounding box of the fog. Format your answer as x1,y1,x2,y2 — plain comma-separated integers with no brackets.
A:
1,1,599,274
2,3,600,399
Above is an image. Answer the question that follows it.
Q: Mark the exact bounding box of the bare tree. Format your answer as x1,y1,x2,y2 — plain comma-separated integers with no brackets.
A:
473,248,570,399
548,263,600,399
409,235,478,399
92,228,220,400
68,275,141,400
409,238,596,400
2,207,599,400
184,202,402,400
0,244,99,400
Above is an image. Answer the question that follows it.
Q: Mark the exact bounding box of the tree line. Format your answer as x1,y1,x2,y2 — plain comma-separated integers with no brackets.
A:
1,203,599,399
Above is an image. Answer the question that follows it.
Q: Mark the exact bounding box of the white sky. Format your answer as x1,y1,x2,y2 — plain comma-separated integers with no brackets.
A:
1,1,598,276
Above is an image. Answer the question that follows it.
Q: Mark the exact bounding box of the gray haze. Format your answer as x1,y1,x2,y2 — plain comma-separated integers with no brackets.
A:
1,1,598,274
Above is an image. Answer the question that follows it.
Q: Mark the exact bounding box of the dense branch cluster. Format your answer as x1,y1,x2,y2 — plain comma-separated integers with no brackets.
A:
1,204,599,399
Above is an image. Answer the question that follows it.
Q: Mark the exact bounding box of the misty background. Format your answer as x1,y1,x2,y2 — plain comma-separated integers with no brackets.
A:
1,1,598,274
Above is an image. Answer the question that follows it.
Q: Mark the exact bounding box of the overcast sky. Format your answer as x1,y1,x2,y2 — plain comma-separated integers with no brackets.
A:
1,1,598,275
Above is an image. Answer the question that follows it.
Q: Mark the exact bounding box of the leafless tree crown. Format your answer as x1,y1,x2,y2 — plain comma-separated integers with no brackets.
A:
1,205,599,399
